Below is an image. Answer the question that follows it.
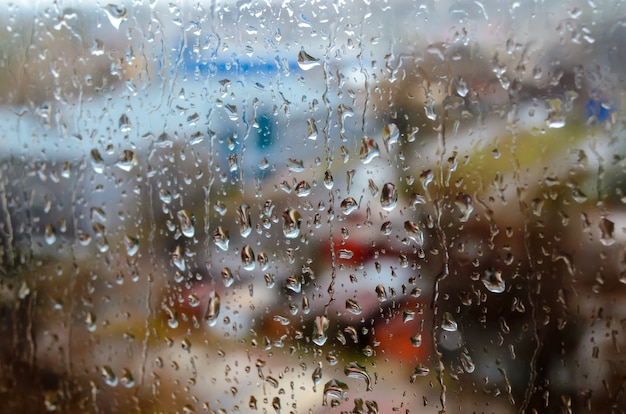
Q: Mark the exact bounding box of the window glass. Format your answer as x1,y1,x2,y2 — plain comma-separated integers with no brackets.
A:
1,1,625,412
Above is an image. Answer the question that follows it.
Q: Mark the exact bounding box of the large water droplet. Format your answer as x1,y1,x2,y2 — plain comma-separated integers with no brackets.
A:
345,298,362,315
322,379,349,406
359,137,380,164
237,204,252,238
482,267,506,293
103,4,128,30
382,123,399,152
205,291,220,327
115,150,137,172
461,351,475,373
344,362,373,391
404,220,424,247
340,197,358,215
282,208,302,239
101,365,118,387
44,224,57,245
241,245,256,271
221,267,235,287
213,226,230,251
380,183,398,211
177,209,195,238
455,193,474,222
312,315,330,346
441,312,458,332
307,118,318,140
297,49,320,70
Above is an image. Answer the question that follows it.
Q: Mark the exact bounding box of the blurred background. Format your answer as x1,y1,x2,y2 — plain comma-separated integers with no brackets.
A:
1,0,626,412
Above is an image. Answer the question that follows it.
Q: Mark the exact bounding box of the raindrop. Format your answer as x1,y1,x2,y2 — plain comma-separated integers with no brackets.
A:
205,291,220,327
482,267,506,293
312,364,323,390
44,224,56,245
410,333,422,347
212,226,229,251
380,221,392,236
599,217,615,246
86,311,97,332
455,193,473,222
324,170,334,189
285,274,301,293
282,208,302,239
404,220,424,247
103,3,128,30
410,364,430,383
461,351,475,373
101,365,118,387
344,362,373,391
380,183,398,211
287,158,305,172
375,285,388,302
118,114,132,132
359,137,380,164
120,369,135,388
307,118,318,140
257,252,269,271
123,234,139,256
115,150,137,172
241,245,255,271
237,204,252,238
382,123,399,152
322,379,349,405
221,267,235,287
345,298,362,315
339,249,354,260
91,149,104,174
159,189,172,204
312,315,330,346
297,49,320,70
295,180,312,197
177,210,195,238
441,312,458,332
340,197,358,215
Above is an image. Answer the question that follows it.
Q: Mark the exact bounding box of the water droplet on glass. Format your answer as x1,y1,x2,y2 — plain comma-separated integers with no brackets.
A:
241,245,255,271
118,114,132,132
221,267,235,287
455,193,474,222
115,150,137,172
404,220,424,247
324,170,334,189
375,284,388,302
205,291,220,327
312,364,323,390
295,180,311,197
410,333,422,348
44,224,56,245
340,197,358,215
380,221,392,236
461,351,475,373
101,365,118,387
297,49,320,70
287,158,305,172
103,3,127,30
120,369,135,388
344,362,373,391
599,217,615,246
307,118,318,140
177,209,195,238
237,204,252,238
86,311,97,332
359,137,380,164
213,226,230,251
312,315,330,346
123,234,139,256
380,183,398,211
482,267,506,293
282,208,302,239
410,364,430,382
91,149,104,174
382,123,399,152
441,312,458,332
345,298,362,315
322,379,349,406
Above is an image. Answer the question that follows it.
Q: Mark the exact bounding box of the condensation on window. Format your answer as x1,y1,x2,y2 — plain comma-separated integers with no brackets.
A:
1,1,625,413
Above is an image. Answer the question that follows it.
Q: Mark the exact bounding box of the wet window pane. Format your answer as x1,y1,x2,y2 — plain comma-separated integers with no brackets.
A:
1,1,626,412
